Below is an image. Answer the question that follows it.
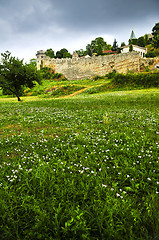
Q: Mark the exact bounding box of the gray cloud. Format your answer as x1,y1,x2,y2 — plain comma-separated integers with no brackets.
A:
45,0,159,30
0,0,159,61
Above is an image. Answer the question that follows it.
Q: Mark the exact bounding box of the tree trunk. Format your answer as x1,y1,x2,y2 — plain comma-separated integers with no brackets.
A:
16,89,21,101
17,95,21,101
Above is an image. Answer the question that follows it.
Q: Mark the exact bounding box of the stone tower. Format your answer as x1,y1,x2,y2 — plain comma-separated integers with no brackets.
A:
36,50,46,70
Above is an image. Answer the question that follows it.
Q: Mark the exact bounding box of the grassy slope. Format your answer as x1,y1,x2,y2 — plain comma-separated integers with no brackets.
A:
0,77,109,98
0,71,158,99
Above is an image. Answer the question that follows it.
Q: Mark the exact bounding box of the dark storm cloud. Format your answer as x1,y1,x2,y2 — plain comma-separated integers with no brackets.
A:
1,0,159,34
45,0,159,32
0,0,159,61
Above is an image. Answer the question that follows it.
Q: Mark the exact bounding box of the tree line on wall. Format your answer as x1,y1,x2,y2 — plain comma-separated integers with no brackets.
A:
45,23,159,59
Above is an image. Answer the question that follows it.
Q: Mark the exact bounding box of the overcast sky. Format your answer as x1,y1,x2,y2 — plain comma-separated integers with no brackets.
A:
0,0,159,62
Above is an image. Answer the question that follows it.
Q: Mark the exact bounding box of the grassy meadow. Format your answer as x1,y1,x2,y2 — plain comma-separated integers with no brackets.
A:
0,76,159,239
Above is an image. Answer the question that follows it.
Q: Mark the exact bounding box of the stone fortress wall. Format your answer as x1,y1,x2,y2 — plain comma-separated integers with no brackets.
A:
36,51,151,80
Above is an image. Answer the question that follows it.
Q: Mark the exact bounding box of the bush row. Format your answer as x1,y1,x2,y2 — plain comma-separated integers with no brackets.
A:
107,71,159,88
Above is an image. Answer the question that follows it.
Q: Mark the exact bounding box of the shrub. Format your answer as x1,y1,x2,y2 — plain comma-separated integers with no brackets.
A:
145,52,157,58
111,72,159,88
106,70,117,79
92,75,104,81
40,67,54,79
40,68,67,80
52,73,63,79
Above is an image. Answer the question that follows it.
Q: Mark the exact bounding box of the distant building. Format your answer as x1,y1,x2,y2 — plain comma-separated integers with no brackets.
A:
84,55,90,58
121,45,147,57
36,50,46,70
36,50,45,58
120,29,147,57
72,51,79,58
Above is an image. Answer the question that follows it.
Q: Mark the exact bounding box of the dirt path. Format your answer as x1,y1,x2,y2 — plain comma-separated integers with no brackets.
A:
59,84,104,98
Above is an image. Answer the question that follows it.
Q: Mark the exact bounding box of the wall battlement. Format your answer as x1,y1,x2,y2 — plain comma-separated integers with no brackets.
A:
37,51,142,80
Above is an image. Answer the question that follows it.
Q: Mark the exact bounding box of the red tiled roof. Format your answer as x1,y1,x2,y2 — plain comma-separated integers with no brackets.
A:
103,50,117,54
103,50,113,53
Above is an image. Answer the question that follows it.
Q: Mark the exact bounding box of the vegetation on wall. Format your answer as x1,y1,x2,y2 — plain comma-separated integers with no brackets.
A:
45,48,55,58
45,48,72,59
40,67,66,80
56,48,72,59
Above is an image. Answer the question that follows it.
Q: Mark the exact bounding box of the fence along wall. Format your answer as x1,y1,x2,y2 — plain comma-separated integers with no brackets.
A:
37,52,141,80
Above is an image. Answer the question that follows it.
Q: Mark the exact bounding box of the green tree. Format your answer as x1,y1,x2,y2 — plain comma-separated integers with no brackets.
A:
86,37,111,56
75,49,86,57
144,34,152,45
29,58,37,67
63,52,72,58
152,22,159,48
56,48,71,58
86,44,93,56
0,51,41,101
112,39,118,51
137,36,146,47
129,38,138,45
40,67,54,79
45,48,55,58
129,44,133,52
121,42,126,47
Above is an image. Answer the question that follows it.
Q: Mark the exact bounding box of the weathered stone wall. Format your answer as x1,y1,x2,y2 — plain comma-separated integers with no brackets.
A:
37,52,142,80
140,57,154,70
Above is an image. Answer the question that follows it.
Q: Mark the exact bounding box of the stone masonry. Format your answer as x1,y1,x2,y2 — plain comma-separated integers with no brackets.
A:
36,51,143,80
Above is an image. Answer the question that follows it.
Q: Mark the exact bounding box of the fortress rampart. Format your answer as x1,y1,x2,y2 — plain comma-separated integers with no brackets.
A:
36,51,145,80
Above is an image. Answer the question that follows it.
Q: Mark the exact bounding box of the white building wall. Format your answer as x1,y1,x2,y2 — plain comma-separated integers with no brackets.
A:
121,45,147,57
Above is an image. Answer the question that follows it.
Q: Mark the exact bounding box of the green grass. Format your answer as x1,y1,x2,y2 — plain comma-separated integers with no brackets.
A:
0,89,159,239
1,71,158,99
22,77,108,97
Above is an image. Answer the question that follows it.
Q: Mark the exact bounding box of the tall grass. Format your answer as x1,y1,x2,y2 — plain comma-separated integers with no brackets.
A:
0,89,159,239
